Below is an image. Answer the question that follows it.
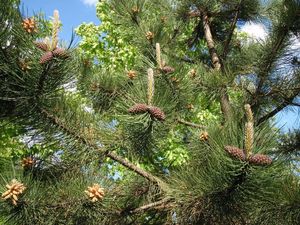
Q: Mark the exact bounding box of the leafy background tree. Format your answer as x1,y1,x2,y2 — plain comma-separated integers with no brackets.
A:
0,0,299,224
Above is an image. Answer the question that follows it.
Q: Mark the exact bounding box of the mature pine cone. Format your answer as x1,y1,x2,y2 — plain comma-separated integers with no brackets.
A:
128,103,149,114
249,154,272,166
161,66,175,74
53,48,68,58
40,51,54,64
34,42,48,51
224,146,246,161
148,106,165,121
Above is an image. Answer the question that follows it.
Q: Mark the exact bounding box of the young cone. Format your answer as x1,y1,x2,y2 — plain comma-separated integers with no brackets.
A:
224,146,246,161
1,179,26,206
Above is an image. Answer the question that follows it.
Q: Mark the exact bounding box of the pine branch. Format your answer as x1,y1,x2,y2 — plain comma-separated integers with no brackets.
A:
221,1,241,60
40,108,164,185
106,151,164,184
202,11,221,71
201,10,232,120
257,94,299,125
128,198,172,214
177,118,206,129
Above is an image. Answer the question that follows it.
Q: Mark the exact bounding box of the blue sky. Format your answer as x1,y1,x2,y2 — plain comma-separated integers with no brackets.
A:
20,0,99,41
20,0,299,132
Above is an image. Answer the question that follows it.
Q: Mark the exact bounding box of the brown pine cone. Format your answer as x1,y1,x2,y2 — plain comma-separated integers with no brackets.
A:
34,42,49,51
128,104,149,114
40,51,54,64
161,66,175,74
148,106,166,121
249,154,272,166
53,48,68,58
224,146,246,161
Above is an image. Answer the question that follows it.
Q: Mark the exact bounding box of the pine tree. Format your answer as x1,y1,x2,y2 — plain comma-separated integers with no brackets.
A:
0,0,300,224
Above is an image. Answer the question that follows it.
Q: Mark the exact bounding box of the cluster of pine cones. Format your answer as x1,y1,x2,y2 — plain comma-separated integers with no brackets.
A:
224,146,272,166
1,179,26,206
84,184,105,202
128,103,166,121
34,42,68,64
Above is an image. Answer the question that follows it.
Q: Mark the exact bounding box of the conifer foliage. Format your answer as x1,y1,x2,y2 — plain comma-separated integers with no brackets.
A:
0,0,300,224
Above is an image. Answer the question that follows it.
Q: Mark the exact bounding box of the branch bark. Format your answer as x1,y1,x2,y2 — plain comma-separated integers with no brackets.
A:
177,118,206,129
128,198,173,214
201,11,231,120
221,1,241,60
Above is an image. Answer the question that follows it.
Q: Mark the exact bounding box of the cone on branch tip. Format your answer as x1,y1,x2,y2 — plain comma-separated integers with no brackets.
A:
127,70,137,79
128,104,165,121
128,103,149,114
21,157,34,168
190,69,197,78
249,154,272,166
131,6,139,14
161,66,175,74
146,31,154,40
148,106,166,121
199,131,209,141
224,146,246,161
40,51,54,64
22,18,37,33
1,179,26,206
84,184,105,202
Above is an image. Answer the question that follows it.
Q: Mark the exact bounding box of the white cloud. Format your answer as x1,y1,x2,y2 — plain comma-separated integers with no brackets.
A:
240,22,268,41
81,0,98,6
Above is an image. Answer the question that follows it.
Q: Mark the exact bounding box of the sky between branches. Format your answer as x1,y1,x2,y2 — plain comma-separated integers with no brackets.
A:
21,0,299,132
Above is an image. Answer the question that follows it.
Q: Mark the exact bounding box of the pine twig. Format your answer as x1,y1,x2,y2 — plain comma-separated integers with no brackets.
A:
201,10,231,120
177,118,206,129
257,94,298,125
221,1,241,60
128,198,173,214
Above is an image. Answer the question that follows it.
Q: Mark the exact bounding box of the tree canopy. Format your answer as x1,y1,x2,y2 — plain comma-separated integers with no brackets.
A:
0,0,300,224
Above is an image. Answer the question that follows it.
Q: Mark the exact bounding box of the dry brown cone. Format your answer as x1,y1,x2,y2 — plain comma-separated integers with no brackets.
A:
249,154,272,166
53,48,68,58
146,31,154,40
22,18,37,33
40,51,54,64
199,131,209,141
1,179,26,206
34,42,49,51
161,66,175,74
85,184,105,202
21,157,34,168
224,146,246,161
127,70,137,80
148,106,166,121
128,103,149,114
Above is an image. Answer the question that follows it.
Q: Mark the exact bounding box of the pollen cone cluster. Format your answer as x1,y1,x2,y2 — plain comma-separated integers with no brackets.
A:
127,70,137,79
21,157,34,168
1,179,26,206
85,184,105,202
128,104,165,121
22,18,37,33
199,131,209,141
